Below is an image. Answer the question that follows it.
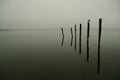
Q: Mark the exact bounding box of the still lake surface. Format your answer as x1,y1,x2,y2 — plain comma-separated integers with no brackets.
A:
0,28,120,80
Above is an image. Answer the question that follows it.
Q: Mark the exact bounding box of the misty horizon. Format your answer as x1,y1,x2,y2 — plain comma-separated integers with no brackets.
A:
0,0,120,29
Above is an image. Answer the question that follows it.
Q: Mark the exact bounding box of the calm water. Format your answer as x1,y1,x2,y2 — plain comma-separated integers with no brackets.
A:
0,29,120,80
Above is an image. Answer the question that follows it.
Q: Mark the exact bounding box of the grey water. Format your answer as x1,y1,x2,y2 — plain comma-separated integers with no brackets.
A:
0,28,120,80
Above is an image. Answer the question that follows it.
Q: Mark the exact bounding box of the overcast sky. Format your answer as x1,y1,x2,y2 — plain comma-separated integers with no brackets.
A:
0,0,120,29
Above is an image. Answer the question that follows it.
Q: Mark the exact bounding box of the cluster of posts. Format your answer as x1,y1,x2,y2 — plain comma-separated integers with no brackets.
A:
61,18,102,74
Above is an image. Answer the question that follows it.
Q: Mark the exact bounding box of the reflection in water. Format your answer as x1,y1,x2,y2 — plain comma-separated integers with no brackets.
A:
87,34,89,63
74,24,77,52
70,27,73,46
61,28,64,46
97,18,102,74
60,19,102,74
79,24,82,54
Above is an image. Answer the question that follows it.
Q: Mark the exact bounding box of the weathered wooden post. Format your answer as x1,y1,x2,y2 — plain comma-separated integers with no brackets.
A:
87,20,90,38
79,24,82,54
74,24,77,51
87,20,90,62
61,27,64,38
70,27,73,46
61,28,64,46
97,18,102,74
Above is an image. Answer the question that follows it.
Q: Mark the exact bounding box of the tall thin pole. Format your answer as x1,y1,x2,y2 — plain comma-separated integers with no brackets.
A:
87,20,90,62
97,18,102,74
79,24,82,54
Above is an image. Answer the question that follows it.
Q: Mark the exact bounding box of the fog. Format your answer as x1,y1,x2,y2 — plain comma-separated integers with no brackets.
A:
0,0,120,29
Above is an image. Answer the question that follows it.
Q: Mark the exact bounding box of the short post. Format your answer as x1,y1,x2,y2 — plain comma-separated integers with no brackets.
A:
70,27,73,46
61,27,64,46
61,27,64,38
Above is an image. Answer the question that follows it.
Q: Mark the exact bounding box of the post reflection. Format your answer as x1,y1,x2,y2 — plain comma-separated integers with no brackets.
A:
87,35,89,63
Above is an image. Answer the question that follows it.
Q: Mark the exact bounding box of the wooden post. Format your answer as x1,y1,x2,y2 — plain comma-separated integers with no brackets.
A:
74,24,77,51
87,20,90,38
61,28,64,38
79,24,82,54
70,27,73,46
97,18,102,74
87,20,90,62
61,28,64,46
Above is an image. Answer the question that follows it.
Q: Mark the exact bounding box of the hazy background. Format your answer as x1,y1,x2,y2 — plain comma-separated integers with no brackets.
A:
0,0,120,29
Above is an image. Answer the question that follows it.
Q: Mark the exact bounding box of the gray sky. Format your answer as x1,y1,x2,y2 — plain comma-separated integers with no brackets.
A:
0,0,120,29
